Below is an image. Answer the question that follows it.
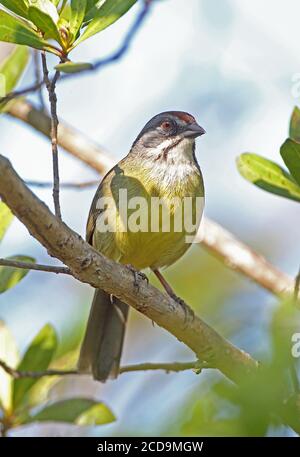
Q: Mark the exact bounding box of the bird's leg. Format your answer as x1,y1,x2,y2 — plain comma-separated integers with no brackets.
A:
152,268,177,297
126,264,148,289
152,269,194,325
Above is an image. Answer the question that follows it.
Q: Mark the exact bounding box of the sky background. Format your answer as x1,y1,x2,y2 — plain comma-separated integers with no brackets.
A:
0,0,299,436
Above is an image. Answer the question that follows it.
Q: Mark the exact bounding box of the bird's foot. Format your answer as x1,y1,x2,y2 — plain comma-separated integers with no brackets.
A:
168,292,194,327
126,264,148,289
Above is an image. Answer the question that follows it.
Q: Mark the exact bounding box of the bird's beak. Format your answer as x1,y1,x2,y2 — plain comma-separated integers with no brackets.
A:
183,122,206,139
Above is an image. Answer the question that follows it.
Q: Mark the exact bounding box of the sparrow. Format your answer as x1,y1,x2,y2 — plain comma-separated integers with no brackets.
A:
78,111,205,381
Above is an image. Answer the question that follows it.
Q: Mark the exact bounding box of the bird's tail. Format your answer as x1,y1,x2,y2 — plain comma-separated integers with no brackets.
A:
78,289,129,382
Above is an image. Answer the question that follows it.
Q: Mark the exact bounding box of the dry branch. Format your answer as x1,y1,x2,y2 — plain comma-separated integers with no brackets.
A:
8,100,114,174
41,54,61,219
197,219,294,297
0,258,70,275
0,359,206,379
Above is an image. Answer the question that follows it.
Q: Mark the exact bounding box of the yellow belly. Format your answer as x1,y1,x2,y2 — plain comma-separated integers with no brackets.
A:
93,161,204,270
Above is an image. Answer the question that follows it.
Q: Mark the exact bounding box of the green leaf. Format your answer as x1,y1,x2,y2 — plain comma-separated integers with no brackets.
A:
23,375,60,410
280,139,300,186
55,60,92,73
58,1,71,20
289,106,300,143
24,349,78,409
26,398,115,425
29,0,60,23
75,0,137,46
13,324,58,409
76,402,115,426
69,0,87,40
84,0,105,22
0,201,13,241
0,46,29,112
237,153,300,202
0,255,35,294
0,10,53,51
0,1,29,19
0,321,19,412
28,0,61,43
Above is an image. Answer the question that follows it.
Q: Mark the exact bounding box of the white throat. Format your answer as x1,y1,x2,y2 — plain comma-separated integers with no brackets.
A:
149,137,196,164
143,137,199,186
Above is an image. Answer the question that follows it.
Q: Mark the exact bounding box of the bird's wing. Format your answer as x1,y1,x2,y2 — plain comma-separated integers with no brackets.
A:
86,167,115,245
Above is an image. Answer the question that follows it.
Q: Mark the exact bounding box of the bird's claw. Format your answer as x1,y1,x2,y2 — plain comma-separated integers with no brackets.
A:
169,292,194,327
126,264,148,289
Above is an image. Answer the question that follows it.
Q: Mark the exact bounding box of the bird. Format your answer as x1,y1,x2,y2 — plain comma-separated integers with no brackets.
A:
78,111,206,382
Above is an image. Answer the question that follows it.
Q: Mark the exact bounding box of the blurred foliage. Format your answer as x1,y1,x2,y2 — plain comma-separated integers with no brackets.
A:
0,255,35,294
0,197,114,433
0,201,35,293
0,0,137,70
26,398,115,426
0,46,29,111
0,320,18,412
12,324,58,409
166,299,300,437
0,322,115,435
237,107,300,203
0,201,13,240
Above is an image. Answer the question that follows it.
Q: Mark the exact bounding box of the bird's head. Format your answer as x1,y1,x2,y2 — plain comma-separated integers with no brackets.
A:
131,111,205,159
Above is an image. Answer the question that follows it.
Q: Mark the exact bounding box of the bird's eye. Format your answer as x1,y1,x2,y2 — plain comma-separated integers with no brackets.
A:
161,121,172,130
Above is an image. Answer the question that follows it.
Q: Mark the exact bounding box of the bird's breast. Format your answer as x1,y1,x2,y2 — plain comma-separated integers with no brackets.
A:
111,161,204,269
94,157,204,270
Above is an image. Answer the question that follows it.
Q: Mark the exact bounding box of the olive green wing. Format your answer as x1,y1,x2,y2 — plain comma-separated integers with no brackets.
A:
86,165,125,263
86,168,115,245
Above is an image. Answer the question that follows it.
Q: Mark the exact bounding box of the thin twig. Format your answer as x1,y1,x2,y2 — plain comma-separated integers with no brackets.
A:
119,360,208,374
0,1,153,104
93,0,153,72
0,258,71,275
41,53,62,220
26,179,99,189
0,80,44,105
33,50,46,111
0,359,207,379
60,0,152,81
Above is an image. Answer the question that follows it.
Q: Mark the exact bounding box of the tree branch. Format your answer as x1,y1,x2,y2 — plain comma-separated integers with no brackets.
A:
41,53,61,220
0,80,44,105
8,100,114,174
197,219,294,297
0,359,207,379
0,258,71,275
7,100,295,298
26,179,99,189
0,154,257,384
